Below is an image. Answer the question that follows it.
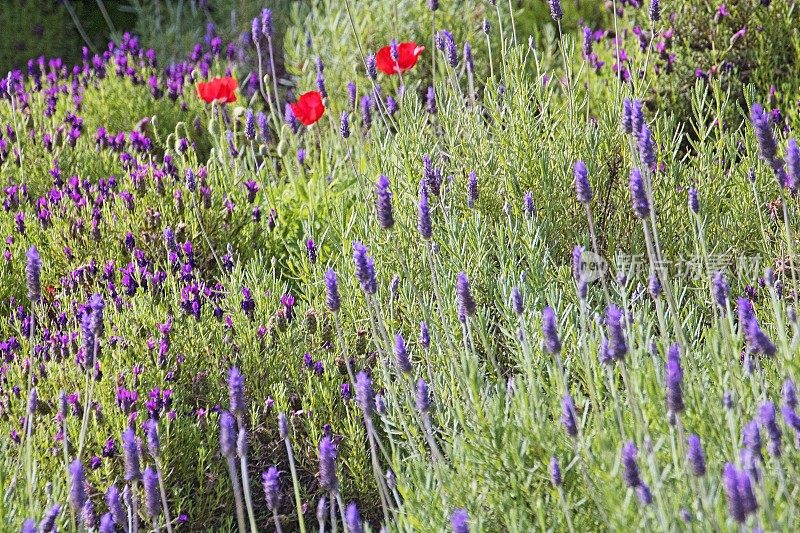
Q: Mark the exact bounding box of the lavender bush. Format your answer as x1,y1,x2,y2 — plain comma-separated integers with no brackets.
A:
1,0,800,532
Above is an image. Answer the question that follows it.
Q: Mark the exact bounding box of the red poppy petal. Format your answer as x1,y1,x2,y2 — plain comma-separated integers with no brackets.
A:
375,46,398,75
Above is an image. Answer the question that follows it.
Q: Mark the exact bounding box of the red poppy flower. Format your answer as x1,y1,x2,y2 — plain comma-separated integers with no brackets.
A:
376,42,425,75
290,91,325,126
196,77,238,104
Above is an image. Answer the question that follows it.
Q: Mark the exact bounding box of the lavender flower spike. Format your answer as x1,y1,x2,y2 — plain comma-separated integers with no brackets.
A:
69,459,87,516
122,427,142,480
262,466,281,510
355,371,376,417
573,160,593,204
561,394,579,438
219,411,237,458
318,436,339,492
712,271,729,309
228,366,245,416
451,508,469,533
548,0,563,20
456,272,477,318
26,246,41,302
416,378,431,412
324,269,341,312
394,333,412,373
541,307,562,354
418,182,432,240
759,402,782,457
346,502,364,533
665,343,684,415
353,242,377,295
750,103,779,165
649,0,660,22
686,434,706,476
143,466,161,519
375,175,395,230
605,304,628,360
550,456,562,486
621,442,641,488
629,168,650,219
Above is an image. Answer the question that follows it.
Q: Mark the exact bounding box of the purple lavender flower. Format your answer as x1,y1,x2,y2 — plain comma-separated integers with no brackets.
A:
244,109,256,141
346,503,364,533
122,428,141,480
541,307,561,354
649,0,660,22
375,175,394,230
456,272,477,318
146,419,160,457
99,513,115,533
665,343,684,414
340,112,350,139
549,456,562,486
738,469,758,518
648,274,662,298
751,103,779,165
307,239,317,264
712,271,729,309
788,138,800,184
222,369,243,420
561,394,578,438
511,287,524,315
686,434,706,476
582,27,593,58
622,99,633,134
324,269,341,312
262,466,281,510
638,125,656,169
355,371,375,417
420,321,431,349
278,413,289,440
25,246,41,302
630,100,645,139
261,8,273,37
69,460,87,515
416,378,431,412
418,182,432,240
636,484,653,505
758,402,782,457
366,54,377,80
394,333,412,373
219,411,237,458
319,436,338,492
353,242,377,295
143,466,161,519
573,160,593,204
742,419,762,460
737,297,776,356
441,31,458,67
426,86,437,114
621,442,641,488
106,485,125,526
81,500,96,530
21,519,35,533
467,171,478,208
451,508,469,533
548,0,563,20
464,42,474,73
783,378,797,409
523,192,536,218
605,304,628,360
629,168,650,218
39,504,61,532
688,187,699,214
